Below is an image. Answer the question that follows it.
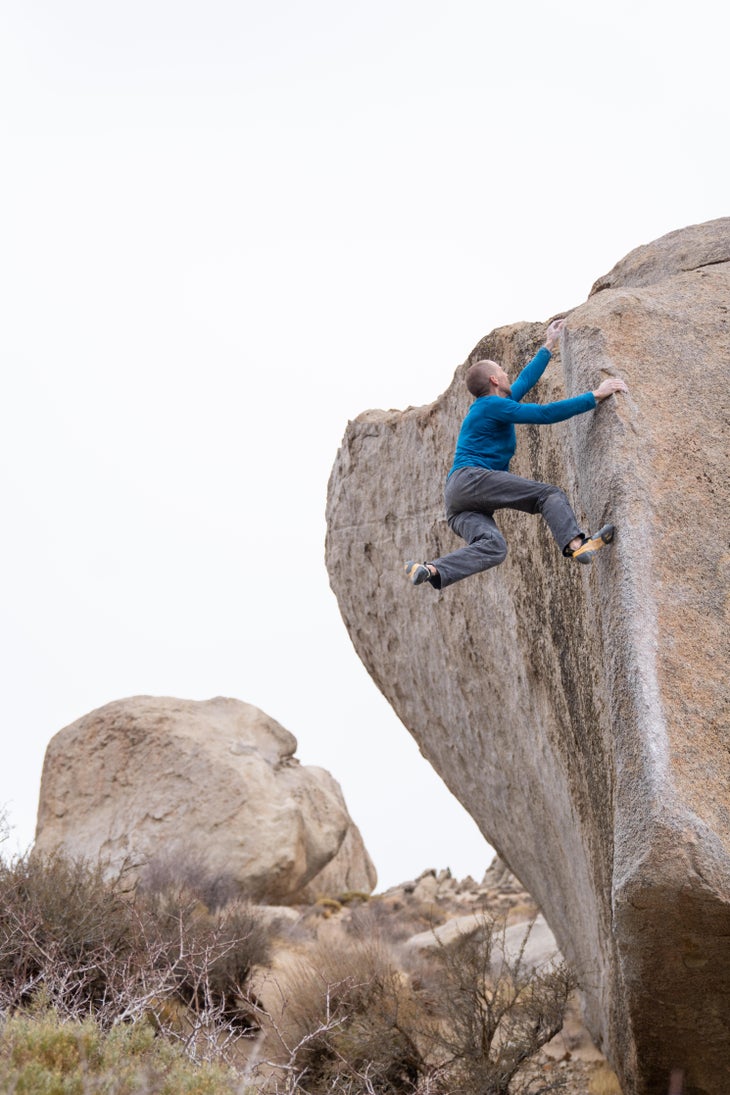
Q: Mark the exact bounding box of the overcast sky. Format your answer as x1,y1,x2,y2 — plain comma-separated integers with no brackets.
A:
1,1,725,890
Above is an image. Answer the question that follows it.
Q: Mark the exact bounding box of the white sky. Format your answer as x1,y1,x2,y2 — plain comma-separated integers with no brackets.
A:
0,1,726,891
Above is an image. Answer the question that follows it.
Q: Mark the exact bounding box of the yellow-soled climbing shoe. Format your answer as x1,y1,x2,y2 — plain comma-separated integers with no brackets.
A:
405,561,432,586
570,524,615,565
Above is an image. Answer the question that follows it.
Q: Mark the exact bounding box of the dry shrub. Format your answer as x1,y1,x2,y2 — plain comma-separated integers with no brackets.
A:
260,933,428,1094
142,887,274,1029
422,914,577,1095
254,913,575,1095
0,848,275,1057
345,896,446,946
334,891,371,907
139,845,241,911
138,846,282,1027
0,850,145,1016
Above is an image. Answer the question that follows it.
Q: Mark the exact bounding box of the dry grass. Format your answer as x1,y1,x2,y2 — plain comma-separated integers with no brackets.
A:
257,932,427,1094
587,1063,622,1095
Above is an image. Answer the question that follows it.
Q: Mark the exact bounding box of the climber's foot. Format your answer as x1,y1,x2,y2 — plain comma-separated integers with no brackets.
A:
569,524,615,565
405,561,435,586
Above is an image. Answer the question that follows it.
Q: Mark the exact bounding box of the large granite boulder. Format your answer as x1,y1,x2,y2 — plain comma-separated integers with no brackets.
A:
325,219,730,1095
34,696,376,904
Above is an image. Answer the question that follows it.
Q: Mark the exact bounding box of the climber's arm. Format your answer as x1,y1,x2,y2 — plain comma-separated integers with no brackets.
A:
511,319,566,402
490,374,628,424
490,392,597,425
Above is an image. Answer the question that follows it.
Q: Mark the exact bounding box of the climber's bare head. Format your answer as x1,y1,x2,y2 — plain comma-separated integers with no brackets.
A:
466,360,511,399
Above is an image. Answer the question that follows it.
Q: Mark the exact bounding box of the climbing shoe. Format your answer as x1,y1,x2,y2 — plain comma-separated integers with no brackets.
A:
570,524,615,564
405,561,432,586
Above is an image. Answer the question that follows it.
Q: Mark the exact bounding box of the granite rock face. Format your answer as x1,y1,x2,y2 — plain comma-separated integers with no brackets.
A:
34,696,376,904
325,219,730,1095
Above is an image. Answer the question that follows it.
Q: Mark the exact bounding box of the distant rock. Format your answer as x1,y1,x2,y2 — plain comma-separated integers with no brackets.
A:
411,871,440,903
34,696,376,904
325,219,730,1094
406,911,560,977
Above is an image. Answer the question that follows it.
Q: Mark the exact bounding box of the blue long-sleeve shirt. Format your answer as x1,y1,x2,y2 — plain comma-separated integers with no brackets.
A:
449,347,596,475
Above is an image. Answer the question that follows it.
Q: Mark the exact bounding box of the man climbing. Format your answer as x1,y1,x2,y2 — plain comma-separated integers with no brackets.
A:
405,319,628,590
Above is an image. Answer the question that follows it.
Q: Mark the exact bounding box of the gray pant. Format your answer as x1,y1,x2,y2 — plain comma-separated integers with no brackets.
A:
430,466,583,589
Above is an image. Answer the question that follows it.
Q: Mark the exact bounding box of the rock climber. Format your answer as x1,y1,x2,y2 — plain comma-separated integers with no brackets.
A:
405,319,628,590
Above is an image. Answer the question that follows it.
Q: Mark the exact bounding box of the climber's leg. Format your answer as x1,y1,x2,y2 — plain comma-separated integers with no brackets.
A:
426,510,508,589
467,468,584,553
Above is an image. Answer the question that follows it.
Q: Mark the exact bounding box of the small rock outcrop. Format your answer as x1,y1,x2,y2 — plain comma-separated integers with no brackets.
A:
34,696,376,904
325,219,730,1095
